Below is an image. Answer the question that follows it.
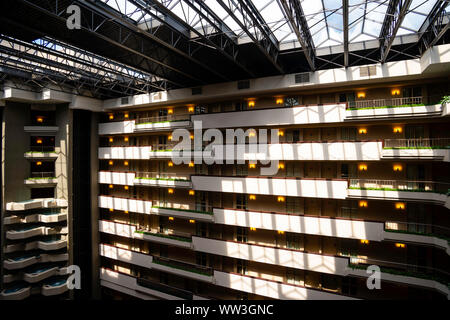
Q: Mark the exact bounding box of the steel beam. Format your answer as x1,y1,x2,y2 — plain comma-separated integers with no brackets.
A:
418,0,450,52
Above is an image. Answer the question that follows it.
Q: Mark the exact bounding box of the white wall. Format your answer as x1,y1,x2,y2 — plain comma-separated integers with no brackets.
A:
214,208,384,241
98,196,152,214
98,120,135,135
99,171,136,186
99,220,136,238
192,237,349,275
99,147,151,159
99,244,152,268
214,271,357,300
192,176,348,199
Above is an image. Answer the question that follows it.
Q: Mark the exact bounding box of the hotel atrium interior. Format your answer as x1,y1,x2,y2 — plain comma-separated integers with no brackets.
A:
0,0,449,302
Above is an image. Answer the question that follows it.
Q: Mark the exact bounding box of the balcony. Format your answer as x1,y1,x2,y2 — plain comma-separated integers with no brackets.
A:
22,266,66,283
151,256,214,283
3,253,68,270
137,277,194,300
348,179,450,207
213,271,356,300
191,176,348,199
98,171,135,186
41,278,69,296
4,211,67,224
134,114,191,131
191,103,347,129
213,208,384,241
192,236,349,275
6,225,68,240
4,239,67,253
24,172,57,185
24,146,58,159
345,97,442,120
98,195,152,214
211,141,383,161
151,206,214,222
134,229,192,249
0,285,31,300
347,257,450,298
99,243,153,268
384,221,450,254
134,172,192,188
99,146,151,160
382,138,450,161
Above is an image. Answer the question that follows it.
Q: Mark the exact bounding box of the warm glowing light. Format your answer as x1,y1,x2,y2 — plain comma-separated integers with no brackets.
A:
250,227,256,231
168,161,174,167
276,98,284,105
393,126,403,133
189,190,195,196
393,164,403,172
277,196,285,202
358,163,368,171
36,117,44,123
168,135,173,141
248,101,255,108
36,139,42,144
124,186,129,190
109,161,114,165
124,161,129,166
190,134,194,140
168,188,174,194
249,195,256,200
189,219,195,224
188,162,194,168
36,161,42,166
360,239,369,244
109,208,114,212
124,137,129,142
359,128,367,134
357,92,366,99
395,202,406,210
109,137,114,143
188,106,194,113
278,163,285,169
109,184,114,189
359,200,368,208
395,243,406,248
249,163,256,169
124,211,128,214
249,131,256,137
277,130,284,137
109,114,114,120
391,89,401,96
124,113,129,119
277,230,285,235
167,108,173,114
169,217,174,221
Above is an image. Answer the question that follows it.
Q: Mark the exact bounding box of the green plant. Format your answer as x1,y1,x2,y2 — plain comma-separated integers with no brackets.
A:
440,96,450,104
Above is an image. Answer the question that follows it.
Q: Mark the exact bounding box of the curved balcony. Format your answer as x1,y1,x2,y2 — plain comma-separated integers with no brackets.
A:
23,266,66,283
41,278,68,296
3,253,68,270
4,238,67,253
348,179,450,207
4,212,67,225
6,225,68,240
0,285,31,300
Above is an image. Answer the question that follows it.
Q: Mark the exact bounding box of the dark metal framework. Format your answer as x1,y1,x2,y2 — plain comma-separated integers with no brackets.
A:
0,0,449,97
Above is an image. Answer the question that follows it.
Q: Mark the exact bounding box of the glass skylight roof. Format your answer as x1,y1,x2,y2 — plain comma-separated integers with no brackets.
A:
99,0,442,49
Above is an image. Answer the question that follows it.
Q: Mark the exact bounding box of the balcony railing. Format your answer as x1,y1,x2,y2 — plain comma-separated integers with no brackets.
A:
136,277,193,299
385,221,450,242
349,179,450,194
28,146,56,153
384,138,450,149
152,203,214,215
151,143,178,151
135,228,192,242
135,114,191,124
29,172,56,179
347,96,423,109
134,172,190,181
349,256,450,286
152,256,213,276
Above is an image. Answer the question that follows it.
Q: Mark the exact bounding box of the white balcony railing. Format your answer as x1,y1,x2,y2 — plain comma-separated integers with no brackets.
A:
349,179,450,194
348,96,423,109
384,138,450,149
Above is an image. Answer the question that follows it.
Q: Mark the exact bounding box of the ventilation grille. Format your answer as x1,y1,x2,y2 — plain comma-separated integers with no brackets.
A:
237,80,250,90
120,97,129,105
359,66,377,77
192,87,202,95
294,72,310,84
